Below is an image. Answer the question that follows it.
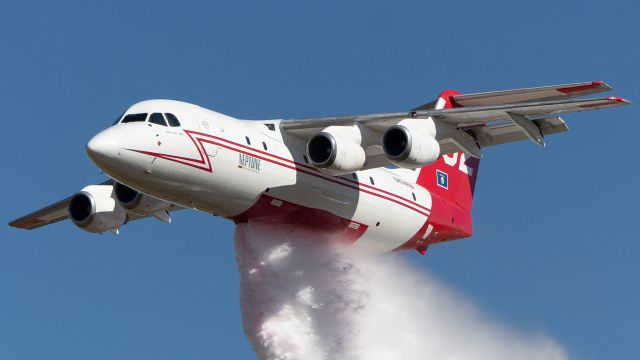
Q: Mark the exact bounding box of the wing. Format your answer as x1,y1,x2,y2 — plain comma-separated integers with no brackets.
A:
423,96,629,124
9,179,114,230
412,80,612,110
9,196,73,230
280,81,630,162
9,180,184,230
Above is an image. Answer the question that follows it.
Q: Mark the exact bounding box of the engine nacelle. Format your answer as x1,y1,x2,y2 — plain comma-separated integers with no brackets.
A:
382,119,440,168
113,182,172,216
306,126,366,175
68,185,126,233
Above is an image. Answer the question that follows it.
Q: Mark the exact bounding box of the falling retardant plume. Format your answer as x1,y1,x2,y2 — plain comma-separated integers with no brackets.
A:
235,220,569,360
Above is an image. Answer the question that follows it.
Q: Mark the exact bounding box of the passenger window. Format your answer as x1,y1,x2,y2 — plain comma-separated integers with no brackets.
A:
121,113,148,123
412,192,416,201
165,113,181,127
245,136,251,145
149,113,167,126
262,141,268,151
369,176,375,185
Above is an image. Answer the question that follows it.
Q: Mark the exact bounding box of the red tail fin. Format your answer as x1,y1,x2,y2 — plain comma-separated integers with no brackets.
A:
416,90,480,211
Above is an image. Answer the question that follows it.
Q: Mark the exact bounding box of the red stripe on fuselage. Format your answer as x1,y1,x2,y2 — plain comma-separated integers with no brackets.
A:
211,140,432,217
129,129,431,217
185,130,432,214
129,130,214,172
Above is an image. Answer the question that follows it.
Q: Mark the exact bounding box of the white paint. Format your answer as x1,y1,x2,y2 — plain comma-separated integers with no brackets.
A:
80,99,435,252
422,224,434,240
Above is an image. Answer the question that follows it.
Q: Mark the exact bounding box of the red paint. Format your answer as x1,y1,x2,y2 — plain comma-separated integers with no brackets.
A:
130,130,213,172
394,89,479,253
437,89,463,108
416,245,428,255
556,81,605,94
131,129,481,252
131,130,432,217
393,190,473,252
416,154,480,212
14,218,46,229
418,90,480,212
578,98,623,108
186,130,433,213
232,194,368,244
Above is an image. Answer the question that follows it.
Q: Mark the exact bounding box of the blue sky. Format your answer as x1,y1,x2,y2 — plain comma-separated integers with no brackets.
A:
1,1,638,359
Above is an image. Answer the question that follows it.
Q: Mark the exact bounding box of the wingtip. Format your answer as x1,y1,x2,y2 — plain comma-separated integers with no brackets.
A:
609,96,632,105
592,80,612,90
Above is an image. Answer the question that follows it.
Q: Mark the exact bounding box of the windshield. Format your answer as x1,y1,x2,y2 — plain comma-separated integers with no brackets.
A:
165,113,181,127
113,111,182,126
121,113,148,123
149,113,167,126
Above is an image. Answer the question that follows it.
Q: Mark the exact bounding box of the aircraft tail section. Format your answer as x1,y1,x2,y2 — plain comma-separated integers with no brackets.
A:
416,153,480,212
416,90,480,212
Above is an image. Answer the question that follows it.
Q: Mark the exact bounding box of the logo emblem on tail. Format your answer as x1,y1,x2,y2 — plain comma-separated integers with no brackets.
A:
436,170,448,189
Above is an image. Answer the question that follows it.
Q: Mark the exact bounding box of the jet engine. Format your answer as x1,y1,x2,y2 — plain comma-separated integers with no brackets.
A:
113,182,172,217
306,126,366,175
68,184,126,233
382,119,440,168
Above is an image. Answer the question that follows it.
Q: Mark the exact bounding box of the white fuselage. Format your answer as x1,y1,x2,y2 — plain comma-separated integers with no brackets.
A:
88,100,435,252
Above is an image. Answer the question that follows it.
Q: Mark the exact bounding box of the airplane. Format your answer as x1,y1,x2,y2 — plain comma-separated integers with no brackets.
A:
9,81,630,254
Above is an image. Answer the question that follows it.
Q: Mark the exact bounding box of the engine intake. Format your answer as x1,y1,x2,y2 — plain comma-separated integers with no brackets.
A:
306,131,365,175
307,132,337,167
114,182,139,208
68,185,126,233
68,191,95,227
382,122,440,168
383,126,412,161
114,182,172,216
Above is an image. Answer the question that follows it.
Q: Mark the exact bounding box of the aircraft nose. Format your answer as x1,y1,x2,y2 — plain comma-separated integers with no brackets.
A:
86,129,122,167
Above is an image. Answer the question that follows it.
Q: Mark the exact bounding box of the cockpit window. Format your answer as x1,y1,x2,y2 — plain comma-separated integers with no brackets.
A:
149,113,167,126
165,113,181,127
121,113,148,123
